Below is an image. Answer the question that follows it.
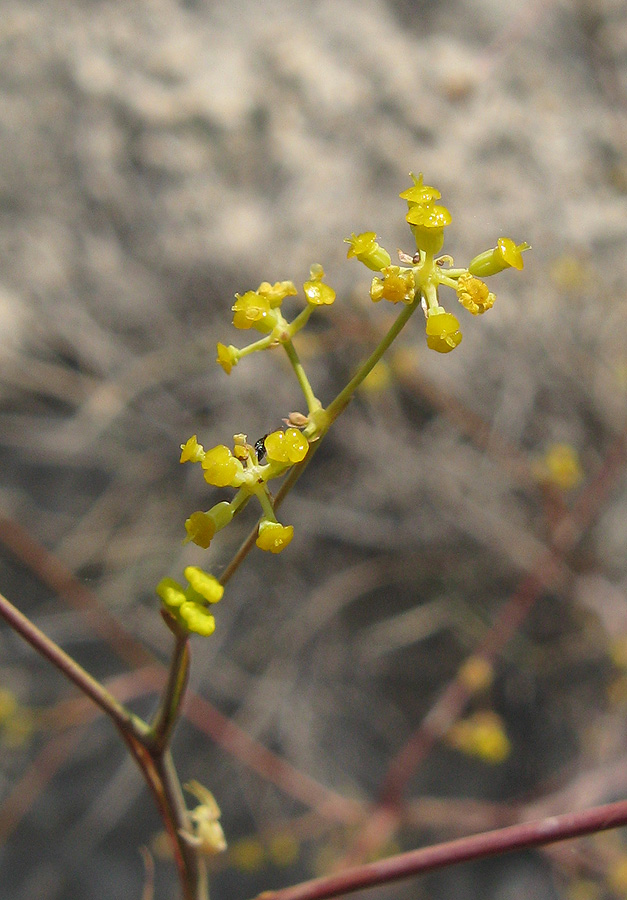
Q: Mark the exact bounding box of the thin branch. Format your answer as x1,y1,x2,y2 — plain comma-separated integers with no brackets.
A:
256,798,627,900
148,628,190,753
0,590,149,741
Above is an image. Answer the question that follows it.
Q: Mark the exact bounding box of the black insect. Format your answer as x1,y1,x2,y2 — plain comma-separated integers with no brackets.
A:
254,434,269,463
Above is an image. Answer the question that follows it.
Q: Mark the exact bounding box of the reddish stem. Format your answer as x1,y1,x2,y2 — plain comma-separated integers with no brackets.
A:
257,797,627,900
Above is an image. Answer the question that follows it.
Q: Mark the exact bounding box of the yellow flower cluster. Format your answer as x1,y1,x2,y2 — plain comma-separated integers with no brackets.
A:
156,566,224,637
158,171,530,642
345,173,529,353
215,267,336,374
180,429,309,556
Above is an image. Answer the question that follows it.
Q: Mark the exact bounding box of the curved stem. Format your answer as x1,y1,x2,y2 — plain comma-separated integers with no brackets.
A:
0,590,149,741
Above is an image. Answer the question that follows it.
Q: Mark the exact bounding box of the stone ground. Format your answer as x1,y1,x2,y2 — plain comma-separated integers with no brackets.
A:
1,1,627,898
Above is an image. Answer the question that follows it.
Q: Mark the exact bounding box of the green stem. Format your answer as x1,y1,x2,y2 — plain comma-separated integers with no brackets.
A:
251,482,278,521
237,334,276,358
148,631,190,753
288,304,314,336
283,338,321,415
219,296,422,586
325,296,420,424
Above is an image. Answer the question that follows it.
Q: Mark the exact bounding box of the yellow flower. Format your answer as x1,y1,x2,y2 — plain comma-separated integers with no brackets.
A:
264,428,309,464
344,232,392,272
156,577,187,610
370,266,415,304
534,443,583,491
360,360,391,393
231,837,265,872
468,238,530,276
201,445,245,487
406,201,452,255
180,435,205,464
256,280,297,308
608,858,627,895
184,566,224,604
2,708,35,748
456,273,495,315
179,602,216,637
268,833,300,867
303,264,336,306
216,342,239,374
458,656,494,694
405,202,452,230
425,309,462,353
399,172,441,206
0,689,18,722
446,711,511,764
232,291,273,331
184,512,217,549
256,520,294,553
156,568,223,637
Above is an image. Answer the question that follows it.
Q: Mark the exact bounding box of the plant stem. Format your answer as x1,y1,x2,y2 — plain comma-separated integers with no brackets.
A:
325,296,419,424
255,797,627,900
220,298,420,586
0,590,148,741
282,338,321,415
148,630,190,753
155,750,208,900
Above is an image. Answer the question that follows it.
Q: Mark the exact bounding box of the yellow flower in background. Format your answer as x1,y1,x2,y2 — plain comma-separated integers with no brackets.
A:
231,837,265,873
534,443,584,491
458,656,494,694
609,858,627,896
268,833,300,867
360,360,392,393
447,711,511,764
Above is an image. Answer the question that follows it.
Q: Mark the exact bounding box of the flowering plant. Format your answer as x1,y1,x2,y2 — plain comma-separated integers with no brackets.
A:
0,175,541,900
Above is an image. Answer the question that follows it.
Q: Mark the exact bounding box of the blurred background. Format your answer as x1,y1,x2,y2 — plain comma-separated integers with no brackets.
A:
1,0,627,897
